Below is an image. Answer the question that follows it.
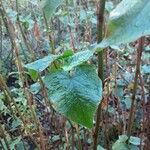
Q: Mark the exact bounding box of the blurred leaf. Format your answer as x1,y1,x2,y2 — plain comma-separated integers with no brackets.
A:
112,142,129,150
112,135,128,150
58,49,74,59
11,119,22,129
97,145,106,150
128,83,134,91
144,45,150,52
6,9,17,22
105,1,114,12
52,135,60,142
30,82,41,94
10,136,21,150
44,64,102,128
118,135,128,143
40,0,63,20
129,136,141,146
142,65,150,74
128,145,139,150
117,86,124,98
122,97,131,109
0,99,7,111
28,69,38,81
16,141,26,150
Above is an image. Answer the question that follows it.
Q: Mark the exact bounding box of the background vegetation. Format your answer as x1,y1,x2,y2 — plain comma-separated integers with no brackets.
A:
0,0,150,149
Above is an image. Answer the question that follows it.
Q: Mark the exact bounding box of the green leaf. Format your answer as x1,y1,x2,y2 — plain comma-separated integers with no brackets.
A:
40,0,63,20
52,135,60,142
118,135,128,143
112,135,129,150
58,49,74,60
28,69,38,81
44,64,102,128
11,119,22,129
97,145,106,150
128,145,139,150
0,99,7,111
142,65,150,74
10,136,21,150
63,50,94,71
24,55,59,72
16,141,25,150
97,0,150,48
112,142,129,150
30,82,41,94
129,136,141,146
122,97,132,109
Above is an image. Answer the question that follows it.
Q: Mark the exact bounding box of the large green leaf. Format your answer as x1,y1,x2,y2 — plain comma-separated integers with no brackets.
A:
40,0,63,20
97,0,150,48
24,55,59,72
63,50,94,71
44,64,102,128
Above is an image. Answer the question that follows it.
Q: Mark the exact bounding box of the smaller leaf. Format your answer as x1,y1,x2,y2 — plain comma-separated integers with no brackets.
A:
142,65,150,74
105,1,114,12
52,135,60,142
63,50,94,71
40,0,63,20
11,119,22,129
16,141,25,150
24,55,59,72
112,142,128,150
118,135,128,143
28,69,38,81
129,145,139,150
59,49,74,59
122,97,131,109
10,136,21,150
30,82,41,94
129,136,141,146
0,99,7,111
112,135,129,150
97,145,106,150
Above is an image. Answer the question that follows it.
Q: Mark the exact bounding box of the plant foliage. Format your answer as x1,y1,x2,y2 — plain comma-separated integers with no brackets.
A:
97,0,150,48
40,0,64,20
44,64,102,128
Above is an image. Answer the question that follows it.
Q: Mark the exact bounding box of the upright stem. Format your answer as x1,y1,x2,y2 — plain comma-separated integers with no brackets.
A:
97,0,106,82
0,17,2,58
127,37,144,137
66,0,76,52
0,4,42,149
16,0,35,61
43,11,55,54
93,1,106,150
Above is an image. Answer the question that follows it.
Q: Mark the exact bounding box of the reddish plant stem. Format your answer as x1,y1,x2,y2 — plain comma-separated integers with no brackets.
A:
127,37,145,137
93,0,106,150
0,4,43,149
97,0,106,82
139,71,146,150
